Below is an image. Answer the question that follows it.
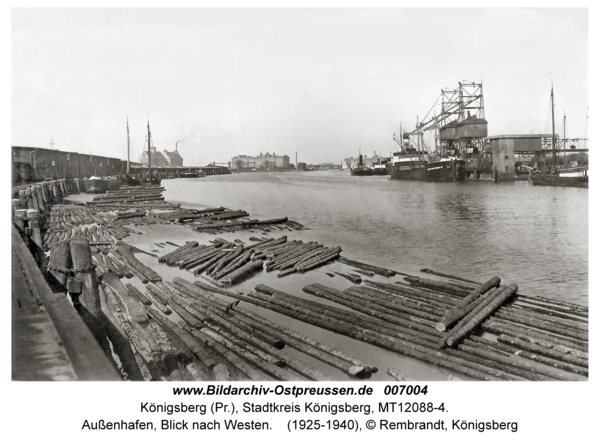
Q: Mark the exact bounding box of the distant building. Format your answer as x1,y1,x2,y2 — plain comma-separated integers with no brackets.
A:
139,146,169,167
231,152,290,170
163,149,183,167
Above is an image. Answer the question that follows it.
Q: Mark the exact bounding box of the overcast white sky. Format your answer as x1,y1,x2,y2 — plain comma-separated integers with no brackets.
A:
12,7,588,165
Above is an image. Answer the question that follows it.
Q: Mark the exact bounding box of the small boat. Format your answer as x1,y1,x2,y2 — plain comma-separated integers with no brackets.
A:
143,119,162,186
350,155,375,176
531,84,588,188
121,117,141,187
350,153,389,176
85,176,109,194
182,170,206,178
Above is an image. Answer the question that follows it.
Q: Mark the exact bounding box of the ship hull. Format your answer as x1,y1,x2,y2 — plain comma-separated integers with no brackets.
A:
84,178,109,194
387,159,466,181
531,174,588,188
351,165,388,176
107,180,122,191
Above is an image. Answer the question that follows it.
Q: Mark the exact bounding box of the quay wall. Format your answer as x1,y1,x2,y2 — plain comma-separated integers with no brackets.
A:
12,146,128,183
12,145,230,184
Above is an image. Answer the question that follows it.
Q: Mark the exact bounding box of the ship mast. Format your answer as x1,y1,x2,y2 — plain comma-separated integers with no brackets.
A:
563,113,566,167
147,119,152,181
551,84,556,167
126,116,130,174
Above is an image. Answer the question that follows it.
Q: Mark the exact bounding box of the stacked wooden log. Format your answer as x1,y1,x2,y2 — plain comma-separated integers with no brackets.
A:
268,278,587,381
81,265,379,381
159,236,343,285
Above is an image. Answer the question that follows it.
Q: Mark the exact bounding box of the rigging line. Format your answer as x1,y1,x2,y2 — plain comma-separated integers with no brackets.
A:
420,93,443,125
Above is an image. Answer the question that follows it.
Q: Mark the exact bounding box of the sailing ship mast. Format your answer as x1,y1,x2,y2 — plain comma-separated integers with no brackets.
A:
551,84,557,167
126,117,130,174
147,119,152,181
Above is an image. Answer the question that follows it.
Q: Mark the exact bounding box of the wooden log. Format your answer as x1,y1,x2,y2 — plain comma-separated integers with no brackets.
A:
302,283,439,330
210,246,245,276
104,254,124,278
333,272,362,284
220,260,264,286
247,292,512,380
162,296,204,330
200,327,301,381
120,260,149,284
420,268,480,285
188,330,273,381
436,287,500,332
510,296,588,319
457,343,584,381
242,237,275,250
437,286,505,347
469,335,588,376
293,248,332,269
337,256,396,277
92,254,109,274
177,281,374,374
98,285,145,380
70,240,102,319
346,286,448,317
197,274,228,289
255,284,441,340
268,243,322,269
177,246,218,268
190,301,333,381
108,253,133,278
160,241,200,263
296,248,341,273
493,309,587,342
69,239,108,352
405,276,471,297
253,286,517,379
453,276,501,310
116,244,162,282
215,251,252,279
275,247,325,272
482,319,588,356
182,250,223,271
504,301,588,323
102,271,148,324
252,235,287,250
192,251,231,276
123,283,152,306
48,240,73,291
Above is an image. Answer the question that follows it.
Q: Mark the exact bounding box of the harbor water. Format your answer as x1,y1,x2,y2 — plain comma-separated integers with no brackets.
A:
162,170,588,306
106,171,587,381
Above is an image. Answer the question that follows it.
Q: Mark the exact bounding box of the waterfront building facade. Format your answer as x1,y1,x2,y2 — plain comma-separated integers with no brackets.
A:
163,149,184,166
232,152,290,170
138,146,170,167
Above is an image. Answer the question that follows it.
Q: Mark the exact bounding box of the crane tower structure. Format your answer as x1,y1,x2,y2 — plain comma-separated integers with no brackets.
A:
401,81,490,173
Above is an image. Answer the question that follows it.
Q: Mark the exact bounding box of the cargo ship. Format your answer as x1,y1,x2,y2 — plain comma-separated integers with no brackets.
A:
386,149,466,181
